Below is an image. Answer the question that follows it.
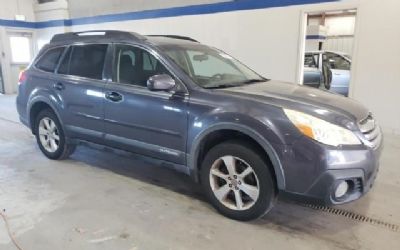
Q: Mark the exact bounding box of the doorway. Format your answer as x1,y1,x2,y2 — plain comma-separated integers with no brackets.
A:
301,9,357,97
7,31,34,93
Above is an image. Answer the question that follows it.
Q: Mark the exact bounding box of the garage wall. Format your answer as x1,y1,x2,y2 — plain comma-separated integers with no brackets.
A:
0,0,35,21
323,37,353,55
309,14,355,55
64,0,400,135
68,0,227,18
0,0,399,135
350,0,400,135
97,0,400,134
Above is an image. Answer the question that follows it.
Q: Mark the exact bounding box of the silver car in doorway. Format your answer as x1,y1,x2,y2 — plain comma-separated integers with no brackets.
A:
303,51,351,96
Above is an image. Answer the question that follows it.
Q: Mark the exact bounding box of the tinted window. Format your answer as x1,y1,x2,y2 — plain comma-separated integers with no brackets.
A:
114,45,170,87
304,54,318,68
36,47,65,73
323,52,350,70
58,47,71,75
61,44,108,80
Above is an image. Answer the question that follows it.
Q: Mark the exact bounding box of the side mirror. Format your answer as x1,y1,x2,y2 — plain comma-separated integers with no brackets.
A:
147,74,176,91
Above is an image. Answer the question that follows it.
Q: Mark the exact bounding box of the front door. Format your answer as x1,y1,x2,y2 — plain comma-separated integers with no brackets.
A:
323,52,351,96
103,44,188,164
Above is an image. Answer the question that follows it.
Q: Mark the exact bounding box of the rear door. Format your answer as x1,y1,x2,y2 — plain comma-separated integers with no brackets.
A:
55,44,109,143
103,44,189,164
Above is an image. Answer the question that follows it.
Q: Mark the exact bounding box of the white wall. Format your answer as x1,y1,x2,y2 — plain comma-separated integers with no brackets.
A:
325,15,356,36
323,15,355,54
34,0,69,22
2,0,399,134
350,0,400,134
0,0,35,21
34,0,71,49
69,0,400,135
70,7,303,83
68,0,226,18
308,14,355,54
323,37,353,55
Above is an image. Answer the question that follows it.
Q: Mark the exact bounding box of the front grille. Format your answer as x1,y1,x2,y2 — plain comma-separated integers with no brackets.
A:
358,114,382,149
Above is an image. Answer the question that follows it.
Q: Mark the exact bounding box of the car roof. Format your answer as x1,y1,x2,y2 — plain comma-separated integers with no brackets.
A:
146,36,199,46
49,30,200,47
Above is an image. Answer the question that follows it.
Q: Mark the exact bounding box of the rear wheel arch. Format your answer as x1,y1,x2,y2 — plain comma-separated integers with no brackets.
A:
29,100,63,134
189,124,285,190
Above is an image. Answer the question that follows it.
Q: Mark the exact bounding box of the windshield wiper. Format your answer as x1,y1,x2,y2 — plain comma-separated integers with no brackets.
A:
240,78,269,84
204,84,242,89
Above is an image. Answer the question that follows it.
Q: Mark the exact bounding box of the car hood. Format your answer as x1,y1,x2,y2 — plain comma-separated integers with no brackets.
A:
220,80,369,125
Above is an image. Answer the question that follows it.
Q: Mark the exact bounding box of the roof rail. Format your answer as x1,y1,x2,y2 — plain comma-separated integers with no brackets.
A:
50,30,147,43
147,35,199,42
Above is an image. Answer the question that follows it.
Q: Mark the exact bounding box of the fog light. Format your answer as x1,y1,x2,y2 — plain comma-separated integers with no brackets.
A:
335,181,349,198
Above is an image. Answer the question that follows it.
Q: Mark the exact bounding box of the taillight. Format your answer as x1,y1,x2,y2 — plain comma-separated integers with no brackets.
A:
18,70,27,85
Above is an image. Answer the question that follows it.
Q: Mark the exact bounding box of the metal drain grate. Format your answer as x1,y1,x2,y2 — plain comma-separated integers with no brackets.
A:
301,203,399,232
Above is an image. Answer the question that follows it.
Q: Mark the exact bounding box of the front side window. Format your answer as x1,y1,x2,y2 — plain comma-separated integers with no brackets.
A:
36,47,65,73
113,45,170,87
162,44,265,89
58,44,108,80
323,52,350,70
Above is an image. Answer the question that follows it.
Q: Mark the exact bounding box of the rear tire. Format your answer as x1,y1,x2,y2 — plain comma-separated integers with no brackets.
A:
34,109,75,160
200,140,276,221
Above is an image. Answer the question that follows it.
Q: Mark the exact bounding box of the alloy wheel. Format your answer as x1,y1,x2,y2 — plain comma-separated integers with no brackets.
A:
38,117,60,153
209,155,260,210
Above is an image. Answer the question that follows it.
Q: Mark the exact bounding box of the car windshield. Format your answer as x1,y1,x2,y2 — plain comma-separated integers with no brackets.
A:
161,44,267,89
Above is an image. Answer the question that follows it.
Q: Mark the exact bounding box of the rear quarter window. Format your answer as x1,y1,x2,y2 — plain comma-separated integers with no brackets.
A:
35,47,65,73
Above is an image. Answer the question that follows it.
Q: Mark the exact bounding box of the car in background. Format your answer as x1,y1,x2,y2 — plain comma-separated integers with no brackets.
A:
303,51,351,96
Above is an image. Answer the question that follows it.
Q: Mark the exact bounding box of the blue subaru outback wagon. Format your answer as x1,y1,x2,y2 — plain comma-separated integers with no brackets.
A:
16,31,383,220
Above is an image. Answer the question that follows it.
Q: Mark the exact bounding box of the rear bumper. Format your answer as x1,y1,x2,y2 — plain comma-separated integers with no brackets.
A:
16,95,29,128
277,135,383,205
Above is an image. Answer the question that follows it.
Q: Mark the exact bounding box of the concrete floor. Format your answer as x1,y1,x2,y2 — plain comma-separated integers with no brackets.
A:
0,94,399,250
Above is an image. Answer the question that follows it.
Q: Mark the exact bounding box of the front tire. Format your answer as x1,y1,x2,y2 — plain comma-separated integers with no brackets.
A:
200,140,276,221
34,109,75,160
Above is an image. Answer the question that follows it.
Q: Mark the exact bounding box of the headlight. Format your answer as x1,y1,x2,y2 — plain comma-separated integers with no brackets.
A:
284,109,361,146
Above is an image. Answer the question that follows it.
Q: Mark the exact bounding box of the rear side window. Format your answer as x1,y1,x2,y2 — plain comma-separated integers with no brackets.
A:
323,52,350,70
58,44,108,80
304,54,318,68
36,47,65,73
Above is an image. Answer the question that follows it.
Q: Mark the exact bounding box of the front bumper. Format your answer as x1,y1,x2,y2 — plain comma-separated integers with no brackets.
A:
277,134,383,205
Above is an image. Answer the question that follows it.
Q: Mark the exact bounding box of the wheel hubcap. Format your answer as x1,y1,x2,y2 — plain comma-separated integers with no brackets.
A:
38,117,60,153
209,155,260,211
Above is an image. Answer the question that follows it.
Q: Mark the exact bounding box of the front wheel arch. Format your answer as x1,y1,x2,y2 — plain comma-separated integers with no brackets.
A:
188,123,285,190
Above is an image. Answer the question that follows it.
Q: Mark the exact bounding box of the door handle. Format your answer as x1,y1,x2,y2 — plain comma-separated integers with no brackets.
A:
53,82,65,91
105,91,123,102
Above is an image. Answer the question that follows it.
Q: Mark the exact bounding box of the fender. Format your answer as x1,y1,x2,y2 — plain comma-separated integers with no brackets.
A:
188,122,286,190
27,90,66,136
